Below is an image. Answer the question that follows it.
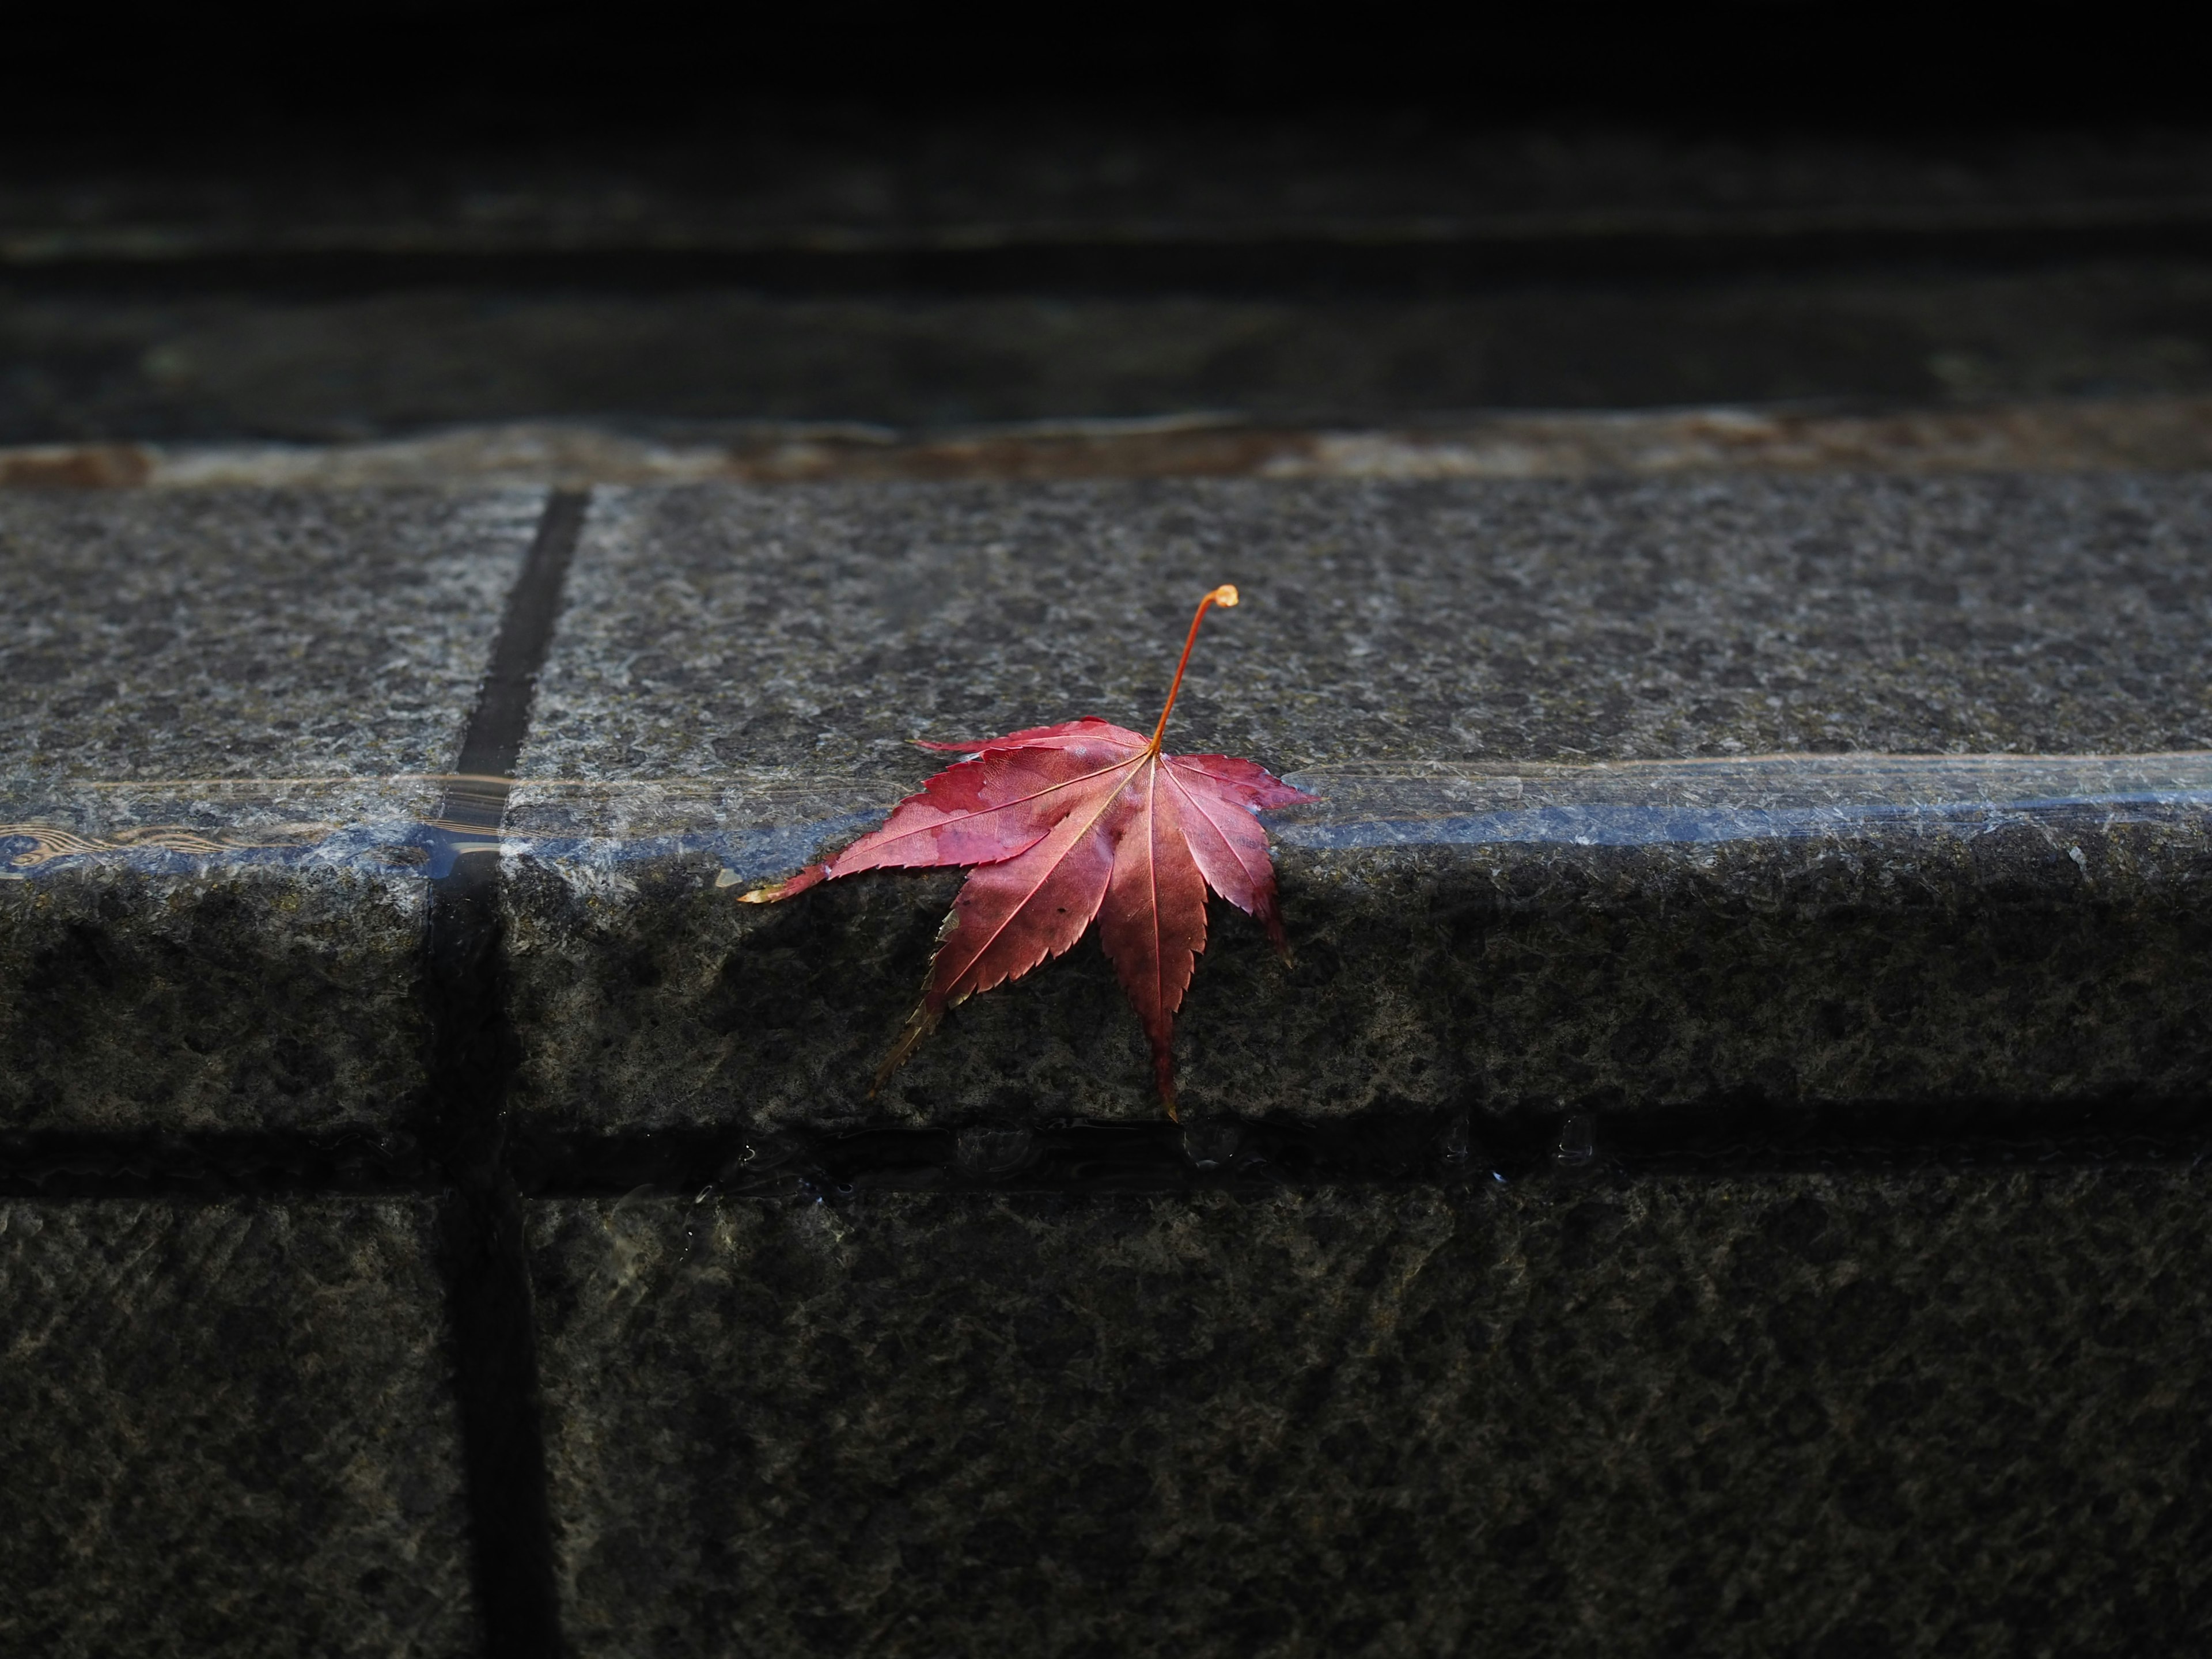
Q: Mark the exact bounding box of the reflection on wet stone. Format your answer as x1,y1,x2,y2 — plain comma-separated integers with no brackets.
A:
0,489,540,1132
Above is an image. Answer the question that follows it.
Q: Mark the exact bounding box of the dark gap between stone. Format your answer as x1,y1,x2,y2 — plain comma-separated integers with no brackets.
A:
0,1128,436,1198
511,1095,2212,1202
14,215,2212,301
8,1099,2203,1201
423,488,585,1659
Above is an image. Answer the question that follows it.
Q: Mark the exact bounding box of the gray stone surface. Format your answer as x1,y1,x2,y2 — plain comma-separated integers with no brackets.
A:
0,1198,477,1657
0,488,533,784
527,1168,2212,1657
505,477,2212,1128
0,488,540,1130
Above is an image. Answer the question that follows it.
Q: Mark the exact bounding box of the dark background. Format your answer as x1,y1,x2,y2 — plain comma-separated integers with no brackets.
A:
5,5,2201,146
3,3,2209,445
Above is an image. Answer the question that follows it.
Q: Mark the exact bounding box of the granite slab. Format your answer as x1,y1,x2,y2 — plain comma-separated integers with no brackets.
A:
0,1198,478,1658
503,476,2212,1131
0,488,541,1131
528,1167,2212,1657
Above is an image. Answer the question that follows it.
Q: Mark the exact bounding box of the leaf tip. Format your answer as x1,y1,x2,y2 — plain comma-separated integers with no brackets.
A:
736,862,831,903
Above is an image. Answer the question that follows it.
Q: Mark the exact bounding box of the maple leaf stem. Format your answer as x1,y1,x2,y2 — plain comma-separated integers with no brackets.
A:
1147,584,1240,752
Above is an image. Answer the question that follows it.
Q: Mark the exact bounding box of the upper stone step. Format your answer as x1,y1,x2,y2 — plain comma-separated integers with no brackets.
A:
7,476,2210,1139
0,488,539,1134
498,476,2212,1135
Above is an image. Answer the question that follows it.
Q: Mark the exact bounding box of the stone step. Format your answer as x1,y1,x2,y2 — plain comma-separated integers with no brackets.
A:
12,474,2211,1137
0,1198,476,1655
8,472,2212,1653
10,263,2212,447
527,1166,2212,1657
501,475,2212,1135
15,127,2212,266
7,132,2212,450
1,488,538,1137
9,397,2212,491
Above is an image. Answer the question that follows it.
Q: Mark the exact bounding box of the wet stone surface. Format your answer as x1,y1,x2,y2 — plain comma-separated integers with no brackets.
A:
527,1168,2212,1659
0,1198,478,1658
0,488,540,1131
505,477,2212,1130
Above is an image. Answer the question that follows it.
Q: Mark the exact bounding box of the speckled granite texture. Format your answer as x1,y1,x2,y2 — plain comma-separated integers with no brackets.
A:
0,488,540,1130
528,1168,2212,1658
521,478,2212,774
504,477,2212,1128
0,490,536,785
0,1198,478,1657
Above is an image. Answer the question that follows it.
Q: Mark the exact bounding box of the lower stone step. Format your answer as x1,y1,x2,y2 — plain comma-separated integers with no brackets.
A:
0,1198,476,1656
527,1167,2212,1656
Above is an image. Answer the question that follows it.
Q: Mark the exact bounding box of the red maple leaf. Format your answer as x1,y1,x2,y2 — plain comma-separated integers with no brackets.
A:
741,585,1313,1116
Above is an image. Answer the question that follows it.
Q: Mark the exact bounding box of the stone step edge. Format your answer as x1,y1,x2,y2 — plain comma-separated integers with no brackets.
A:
4,397,2211,490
